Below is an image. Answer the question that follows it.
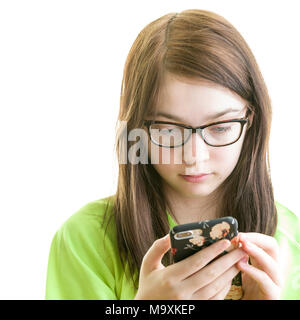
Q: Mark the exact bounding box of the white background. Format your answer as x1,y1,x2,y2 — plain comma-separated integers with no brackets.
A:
0,0,299,299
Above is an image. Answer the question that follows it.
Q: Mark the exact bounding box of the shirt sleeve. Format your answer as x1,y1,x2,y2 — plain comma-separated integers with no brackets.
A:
45,211,117,300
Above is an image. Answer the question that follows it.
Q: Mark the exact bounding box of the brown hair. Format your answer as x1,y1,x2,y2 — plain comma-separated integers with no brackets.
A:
103,9,277,290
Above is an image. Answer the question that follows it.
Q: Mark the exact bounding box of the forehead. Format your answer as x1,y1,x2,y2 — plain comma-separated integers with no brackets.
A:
155,73,246,123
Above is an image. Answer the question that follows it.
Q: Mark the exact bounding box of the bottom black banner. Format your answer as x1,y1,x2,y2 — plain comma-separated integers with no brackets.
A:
0,300,298,318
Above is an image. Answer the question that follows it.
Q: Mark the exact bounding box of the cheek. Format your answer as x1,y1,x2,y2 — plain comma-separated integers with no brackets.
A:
149,142,181,179
213,141,244,174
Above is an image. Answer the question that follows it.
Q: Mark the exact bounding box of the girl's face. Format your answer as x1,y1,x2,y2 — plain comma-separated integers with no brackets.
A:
147,73,249,199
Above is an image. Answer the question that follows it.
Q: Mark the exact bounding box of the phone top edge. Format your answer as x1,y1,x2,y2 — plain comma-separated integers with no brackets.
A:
170,216,238,233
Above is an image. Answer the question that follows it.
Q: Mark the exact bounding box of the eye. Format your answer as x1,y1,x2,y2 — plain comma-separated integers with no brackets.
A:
150,124,182,135
209,125,232,133
160,128,174,134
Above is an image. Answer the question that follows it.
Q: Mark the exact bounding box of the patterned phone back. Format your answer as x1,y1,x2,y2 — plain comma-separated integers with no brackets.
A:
169,216,243,300
170,216,238,262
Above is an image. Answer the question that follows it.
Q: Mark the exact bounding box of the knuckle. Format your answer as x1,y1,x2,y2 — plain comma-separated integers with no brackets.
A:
160,278,186,299
190,255,205,270
161,277,175,290
212,279,223,293
151,239,164,252
153,239,161,248
206,267,217,280
207,281,222,298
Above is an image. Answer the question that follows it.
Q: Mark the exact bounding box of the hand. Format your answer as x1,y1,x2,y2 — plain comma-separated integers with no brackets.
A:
134,234,248,300
236,232,283,300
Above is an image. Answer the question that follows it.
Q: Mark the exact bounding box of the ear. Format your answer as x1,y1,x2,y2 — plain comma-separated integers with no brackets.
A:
246,109,254,130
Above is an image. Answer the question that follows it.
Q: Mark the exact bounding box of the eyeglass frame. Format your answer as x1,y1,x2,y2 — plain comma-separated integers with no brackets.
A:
143,112,250,148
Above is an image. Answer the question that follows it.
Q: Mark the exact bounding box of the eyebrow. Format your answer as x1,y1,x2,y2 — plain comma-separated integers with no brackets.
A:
153,108,243,122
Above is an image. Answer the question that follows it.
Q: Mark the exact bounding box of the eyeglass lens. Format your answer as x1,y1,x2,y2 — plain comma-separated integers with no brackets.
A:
149,122,242,147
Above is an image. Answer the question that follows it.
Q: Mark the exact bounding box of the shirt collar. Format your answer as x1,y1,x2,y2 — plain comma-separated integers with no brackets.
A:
166,209,177,229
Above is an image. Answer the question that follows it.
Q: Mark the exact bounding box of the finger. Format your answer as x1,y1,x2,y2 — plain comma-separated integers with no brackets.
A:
209,281,232,300
238,240,282,287
141,234,170,275
169,239,231,280
185,248,247,292
238,232,279,261
237,260,281,299
192,264,241,300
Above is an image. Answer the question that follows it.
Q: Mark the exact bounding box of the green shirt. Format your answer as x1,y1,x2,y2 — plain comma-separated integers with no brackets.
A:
45,195,300,300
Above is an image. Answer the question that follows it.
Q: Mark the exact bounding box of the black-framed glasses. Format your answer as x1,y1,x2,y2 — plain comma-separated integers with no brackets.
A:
144,116,249,148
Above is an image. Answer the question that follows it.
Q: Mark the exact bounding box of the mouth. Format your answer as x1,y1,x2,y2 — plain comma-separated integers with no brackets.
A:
181,173,211,177
179,173,212,183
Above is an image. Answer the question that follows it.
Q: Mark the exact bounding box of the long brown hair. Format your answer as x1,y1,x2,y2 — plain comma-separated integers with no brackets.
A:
103,9,277,290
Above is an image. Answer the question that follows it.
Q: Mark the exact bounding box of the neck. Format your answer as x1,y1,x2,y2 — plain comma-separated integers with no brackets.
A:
164,183,222,225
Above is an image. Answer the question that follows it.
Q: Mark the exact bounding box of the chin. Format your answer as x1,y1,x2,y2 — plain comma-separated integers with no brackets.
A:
172,183,216,198
184,188,215,198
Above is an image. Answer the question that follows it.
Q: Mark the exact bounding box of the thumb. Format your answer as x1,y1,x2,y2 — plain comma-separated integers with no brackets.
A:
141,234,171,276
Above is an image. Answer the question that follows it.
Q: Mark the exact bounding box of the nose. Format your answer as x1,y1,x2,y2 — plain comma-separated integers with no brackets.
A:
182,131,210,166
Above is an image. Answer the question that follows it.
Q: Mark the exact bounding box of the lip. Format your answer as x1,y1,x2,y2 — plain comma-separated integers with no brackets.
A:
180,173,212,183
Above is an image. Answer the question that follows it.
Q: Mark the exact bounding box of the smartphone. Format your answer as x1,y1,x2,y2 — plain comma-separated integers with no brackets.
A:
169,216,243,300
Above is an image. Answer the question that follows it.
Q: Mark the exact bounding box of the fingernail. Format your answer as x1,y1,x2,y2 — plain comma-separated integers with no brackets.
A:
231,237,237,245
243,240,253,249
231,236,240,248
220,239,231,248
240,255,249,263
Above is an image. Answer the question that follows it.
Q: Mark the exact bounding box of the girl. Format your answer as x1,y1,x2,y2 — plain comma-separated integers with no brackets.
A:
45,9,300,300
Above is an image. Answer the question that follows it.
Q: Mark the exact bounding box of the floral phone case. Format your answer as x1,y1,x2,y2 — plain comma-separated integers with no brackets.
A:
169,216,243,300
